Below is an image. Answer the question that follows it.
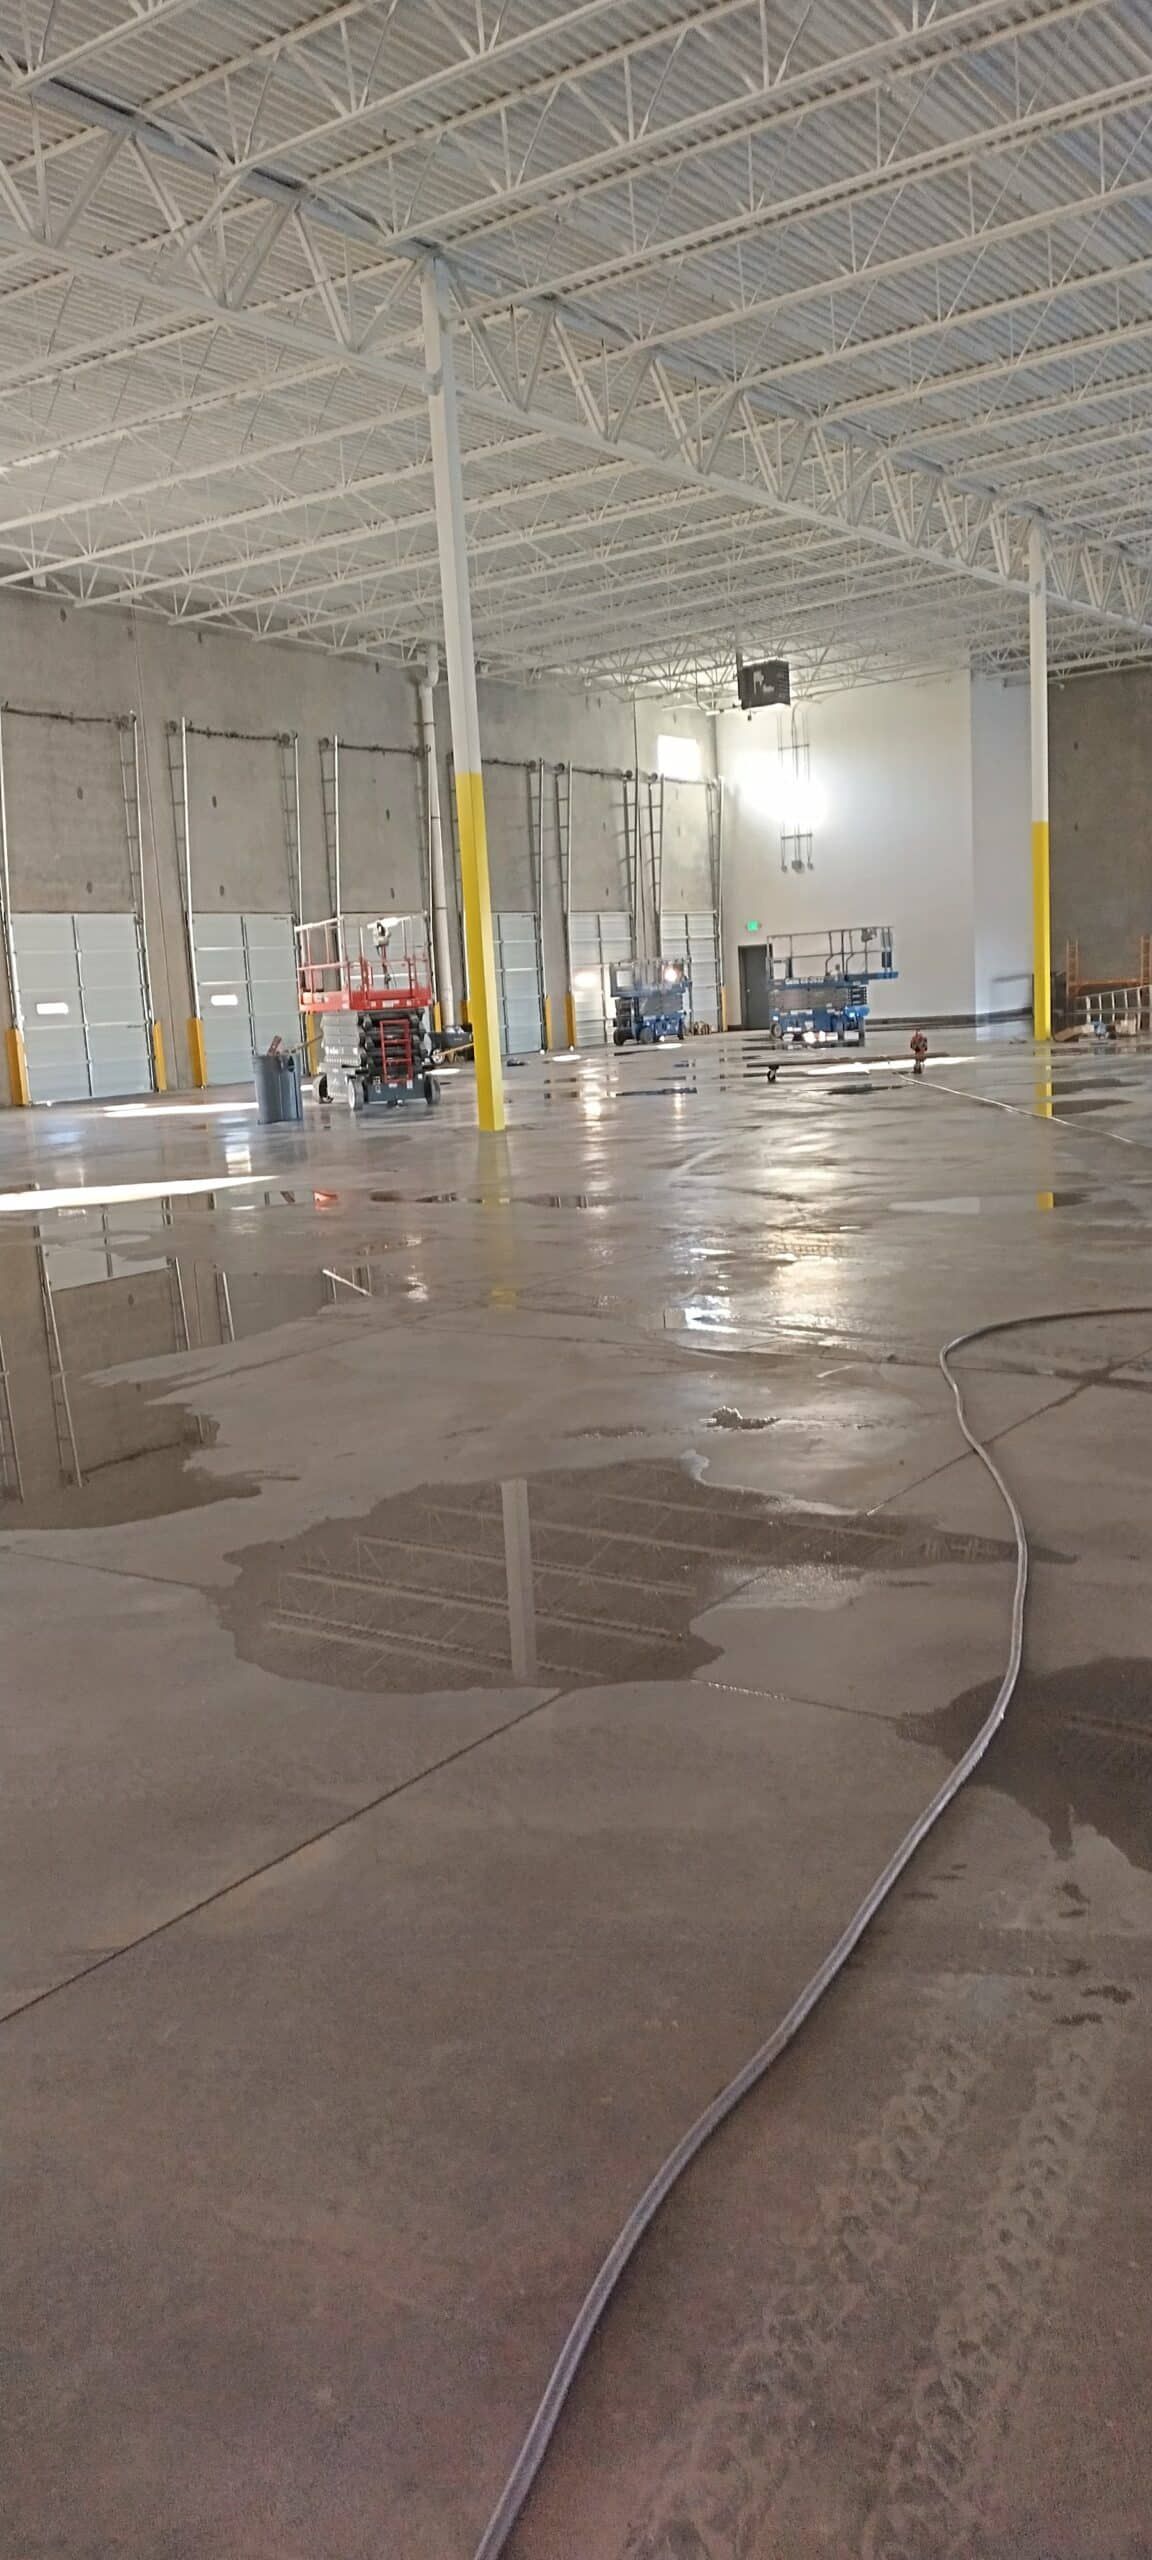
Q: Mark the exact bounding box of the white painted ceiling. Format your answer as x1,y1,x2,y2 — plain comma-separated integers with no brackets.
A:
2,0,1152,696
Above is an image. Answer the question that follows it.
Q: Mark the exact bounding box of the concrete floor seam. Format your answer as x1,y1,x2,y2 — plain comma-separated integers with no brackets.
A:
0,1685,568,2031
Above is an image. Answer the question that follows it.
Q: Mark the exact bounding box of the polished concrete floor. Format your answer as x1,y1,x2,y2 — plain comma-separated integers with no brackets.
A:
2,1032,1151,2559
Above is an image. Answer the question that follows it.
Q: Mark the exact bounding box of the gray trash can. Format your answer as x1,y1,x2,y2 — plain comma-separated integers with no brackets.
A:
253,1050,303,1125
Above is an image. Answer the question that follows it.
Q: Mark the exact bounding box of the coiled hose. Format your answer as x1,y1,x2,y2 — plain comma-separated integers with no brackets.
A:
472,1303,1151,2559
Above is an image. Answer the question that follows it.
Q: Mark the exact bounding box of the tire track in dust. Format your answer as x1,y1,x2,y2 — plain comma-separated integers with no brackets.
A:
622,1988,1016,2560
861,2013,1123,2560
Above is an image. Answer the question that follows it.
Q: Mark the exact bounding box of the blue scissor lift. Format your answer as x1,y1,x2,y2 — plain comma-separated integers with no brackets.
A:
610,957,690,1045
767,924,896,1046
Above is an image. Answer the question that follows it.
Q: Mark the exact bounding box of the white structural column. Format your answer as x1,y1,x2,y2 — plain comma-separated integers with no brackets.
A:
417,646,457,1028
0,707,28,1104
1029,522,1052,1041
420,262,504,1133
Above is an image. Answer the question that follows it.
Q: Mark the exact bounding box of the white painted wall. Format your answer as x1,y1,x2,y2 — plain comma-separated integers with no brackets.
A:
970,676,1032,1021
717,673,978,1023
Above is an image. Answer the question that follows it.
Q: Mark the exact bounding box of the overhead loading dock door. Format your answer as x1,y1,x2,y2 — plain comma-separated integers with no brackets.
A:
244,914,303,1057
571,911,632,1044
193,913,300,1083
494,910,543,1053
15,912,150,1102
661,911,722,1029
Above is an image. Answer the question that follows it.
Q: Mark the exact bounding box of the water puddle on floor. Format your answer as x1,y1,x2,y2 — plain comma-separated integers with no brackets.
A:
902,1658,1152,1872
223,1459,1021,1698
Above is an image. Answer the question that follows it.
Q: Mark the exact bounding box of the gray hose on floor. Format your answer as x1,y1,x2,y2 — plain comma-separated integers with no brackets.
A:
472,1304,1151,2560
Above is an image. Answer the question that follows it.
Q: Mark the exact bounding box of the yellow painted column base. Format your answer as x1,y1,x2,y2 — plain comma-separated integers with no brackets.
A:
5,1023,30,1107
719,983,729,1032
453,767,506,1134
1032,818,1052,1040
432,998,443,1035
151,1020,167,1093
303,1012,321,1076
542,994,554,1050
187,1016,208,1087
564,989,578,1049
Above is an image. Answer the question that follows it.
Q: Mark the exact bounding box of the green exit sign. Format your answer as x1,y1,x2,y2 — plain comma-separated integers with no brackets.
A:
746,918,761,932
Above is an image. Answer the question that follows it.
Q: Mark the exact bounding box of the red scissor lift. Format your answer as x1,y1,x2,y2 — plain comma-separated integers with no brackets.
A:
297,916,439,1108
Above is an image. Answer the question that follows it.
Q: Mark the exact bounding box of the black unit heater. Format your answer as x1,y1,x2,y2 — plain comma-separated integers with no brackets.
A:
736,656,791,710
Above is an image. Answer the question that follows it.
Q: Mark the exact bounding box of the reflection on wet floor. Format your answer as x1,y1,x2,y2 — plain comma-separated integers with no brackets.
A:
366,1189,608,1210
224,1460,1022,1698
0,1229,261,1526
903,1658,1152,1873
1042,1094,1123,1116
0,1214,294,1524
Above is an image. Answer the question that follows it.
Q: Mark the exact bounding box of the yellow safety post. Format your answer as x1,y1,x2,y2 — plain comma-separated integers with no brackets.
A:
453,767,503,1131
5,1023,29,1107
1032,821,1051,1041
564,989,578,1049
187,1017,208,1087
542,995,554,1050
151,1021,167,1092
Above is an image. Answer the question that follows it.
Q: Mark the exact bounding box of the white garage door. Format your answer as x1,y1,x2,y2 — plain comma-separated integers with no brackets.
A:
660,910,722,1028
571,910,632,1045
495,910,543,1054
79,914,153,1095
193,912,300,1083
14,911,150,1103
193,915,251,1081
245,913,302,1055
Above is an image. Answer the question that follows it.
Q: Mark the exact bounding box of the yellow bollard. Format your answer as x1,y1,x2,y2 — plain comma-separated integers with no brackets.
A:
5,1023,29,1106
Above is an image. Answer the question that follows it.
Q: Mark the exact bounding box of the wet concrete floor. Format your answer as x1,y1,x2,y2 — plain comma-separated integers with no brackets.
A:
2,1033,1152,2557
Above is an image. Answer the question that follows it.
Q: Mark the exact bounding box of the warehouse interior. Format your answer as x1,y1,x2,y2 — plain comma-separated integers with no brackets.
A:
5,7,1152,2559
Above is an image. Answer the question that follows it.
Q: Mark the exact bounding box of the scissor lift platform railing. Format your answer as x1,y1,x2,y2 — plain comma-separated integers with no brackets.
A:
765,924,896,991
297,915,432,1016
